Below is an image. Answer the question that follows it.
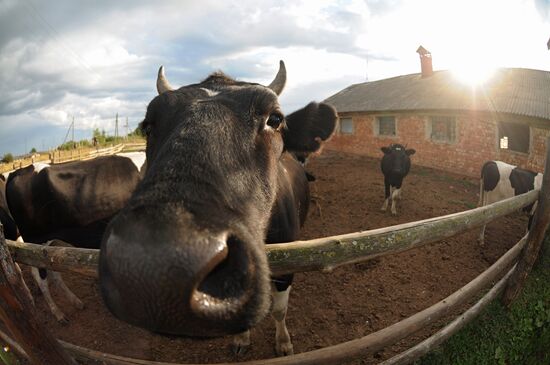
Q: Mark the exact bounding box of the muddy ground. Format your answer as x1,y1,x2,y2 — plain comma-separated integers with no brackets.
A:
18,150,527,364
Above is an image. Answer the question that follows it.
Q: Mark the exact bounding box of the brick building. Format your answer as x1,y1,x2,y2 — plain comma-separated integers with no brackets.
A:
323,49,550,177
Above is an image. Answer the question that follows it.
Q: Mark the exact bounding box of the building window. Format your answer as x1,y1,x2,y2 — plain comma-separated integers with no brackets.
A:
377,116,396,136
339,117,354,135
430,116,456,143
498,122,529,154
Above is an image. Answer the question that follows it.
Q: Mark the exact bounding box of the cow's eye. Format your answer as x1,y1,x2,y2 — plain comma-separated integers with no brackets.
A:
266,113,284,130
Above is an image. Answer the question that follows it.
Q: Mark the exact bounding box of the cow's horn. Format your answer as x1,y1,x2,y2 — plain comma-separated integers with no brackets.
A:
267,60,286,95
157,66,175,94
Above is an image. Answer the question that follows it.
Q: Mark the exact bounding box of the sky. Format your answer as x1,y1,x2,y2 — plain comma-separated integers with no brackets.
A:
1,0,550,156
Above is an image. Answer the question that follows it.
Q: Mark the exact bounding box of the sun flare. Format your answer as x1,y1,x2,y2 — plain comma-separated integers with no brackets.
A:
451,64,496,86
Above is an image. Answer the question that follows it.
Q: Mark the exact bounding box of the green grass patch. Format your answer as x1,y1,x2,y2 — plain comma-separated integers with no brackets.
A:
418,238,550,365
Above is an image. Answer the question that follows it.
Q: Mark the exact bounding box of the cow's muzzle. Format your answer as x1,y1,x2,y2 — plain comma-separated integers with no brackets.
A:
98,205,270,337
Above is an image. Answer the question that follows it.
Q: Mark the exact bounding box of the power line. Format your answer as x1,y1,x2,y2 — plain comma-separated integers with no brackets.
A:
21,0,99,78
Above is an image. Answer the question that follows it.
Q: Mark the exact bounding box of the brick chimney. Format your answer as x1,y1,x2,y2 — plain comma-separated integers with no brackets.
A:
416,45,433,78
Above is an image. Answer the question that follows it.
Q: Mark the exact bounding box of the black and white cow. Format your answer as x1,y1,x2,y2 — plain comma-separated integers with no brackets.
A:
6,154,145,323
98,62,337,355
478,160,543,245
380,144,416,215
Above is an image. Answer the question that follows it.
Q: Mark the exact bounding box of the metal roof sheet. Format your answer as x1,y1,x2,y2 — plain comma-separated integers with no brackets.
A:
324,68,550,121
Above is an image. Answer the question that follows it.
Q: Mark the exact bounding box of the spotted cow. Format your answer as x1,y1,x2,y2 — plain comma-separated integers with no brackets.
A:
478,160,542,245
380,144,416,215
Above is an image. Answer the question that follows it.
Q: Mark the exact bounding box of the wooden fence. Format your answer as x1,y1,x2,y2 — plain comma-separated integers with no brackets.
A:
0,141,146,174
0,137,549,365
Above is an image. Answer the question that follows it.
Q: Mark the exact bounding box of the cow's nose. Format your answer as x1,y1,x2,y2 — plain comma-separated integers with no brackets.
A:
98,207,270,337
190,235,255,320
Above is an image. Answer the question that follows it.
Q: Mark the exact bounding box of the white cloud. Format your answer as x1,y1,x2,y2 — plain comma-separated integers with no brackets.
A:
1,0,550,156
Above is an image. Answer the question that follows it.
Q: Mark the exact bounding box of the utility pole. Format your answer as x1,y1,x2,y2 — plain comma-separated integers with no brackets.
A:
125,117,129,139
71,116,74,144
115,113,119,140
62,117,75,147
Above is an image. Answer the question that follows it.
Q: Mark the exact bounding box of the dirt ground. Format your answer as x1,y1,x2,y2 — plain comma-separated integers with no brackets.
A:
18,150,528,364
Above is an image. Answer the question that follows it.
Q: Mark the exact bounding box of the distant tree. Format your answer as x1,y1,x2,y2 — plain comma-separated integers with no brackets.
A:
1,153,14,163
92,128,107,145
128,126,145,137
30,147,37,153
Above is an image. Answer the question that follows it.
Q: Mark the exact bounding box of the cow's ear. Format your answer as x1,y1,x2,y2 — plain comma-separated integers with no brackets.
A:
406,149,416,156
381,147,391,154
283,102,337,153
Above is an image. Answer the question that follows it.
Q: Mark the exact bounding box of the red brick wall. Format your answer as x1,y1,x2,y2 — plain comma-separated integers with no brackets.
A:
326,112,550,177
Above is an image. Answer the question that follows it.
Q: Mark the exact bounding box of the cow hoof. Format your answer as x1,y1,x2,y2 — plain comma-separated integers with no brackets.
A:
74,300,85,310
391,210,397,216
276,342,294,356
231,343,250,356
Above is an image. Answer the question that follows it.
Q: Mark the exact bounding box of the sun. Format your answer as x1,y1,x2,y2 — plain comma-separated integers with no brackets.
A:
451,62,496,87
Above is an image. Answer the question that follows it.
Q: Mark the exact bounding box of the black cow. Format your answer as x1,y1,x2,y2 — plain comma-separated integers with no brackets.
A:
478,160,542,245
6,155,144,323
98,62,337,355
1,174,34,302
0,174,18,241
380,144,415,215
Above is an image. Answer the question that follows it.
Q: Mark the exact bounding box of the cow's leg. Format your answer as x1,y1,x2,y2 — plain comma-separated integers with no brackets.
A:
477,178,484,207
391,187,401,215
478,186,487,245
272,274,293,356
381,180,391,212
232,330,251,355
479,222,493,246
30,267,68,324
49,271,84,310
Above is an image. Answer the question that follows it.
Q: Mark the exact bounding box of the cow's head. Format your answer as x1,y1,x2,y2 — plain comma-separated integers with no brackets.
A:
381,144,415,175
99,62,337,337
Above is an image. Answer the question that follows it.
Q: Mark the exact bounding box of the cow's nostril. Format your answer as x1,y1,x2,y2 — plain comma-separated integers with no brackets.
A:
191,235,253,319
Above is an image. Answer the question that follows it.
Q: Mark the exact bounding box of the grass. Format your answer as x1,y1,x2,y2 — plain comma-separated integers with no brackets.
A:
0,346,21,365
417,236,550,365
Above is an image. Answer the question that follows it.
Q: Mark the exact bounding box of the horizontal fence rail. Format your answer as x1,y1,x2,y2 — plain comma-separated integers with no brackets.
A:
0,234,527,365
6,189,538,277
0,142,146,174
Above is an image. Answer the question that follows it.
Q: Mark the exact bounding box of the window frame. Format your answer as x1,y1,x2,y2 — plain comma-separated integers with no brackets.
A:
428,115,457,144
376,115,397,137
498,121,530,154
339,117,354,135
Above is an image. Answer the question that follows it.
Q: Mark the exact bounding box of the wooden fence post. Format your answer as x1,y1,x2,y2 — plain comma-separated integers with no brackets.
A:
0,226,77,365
502,137,550,306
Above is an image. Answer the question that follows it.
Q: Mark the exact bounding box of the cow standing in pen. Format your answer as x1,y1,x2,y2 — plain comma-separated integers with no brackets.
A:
0,175,18,241
98,61,338,356
478,160,542,245
380,144,416,215
5,154,145,323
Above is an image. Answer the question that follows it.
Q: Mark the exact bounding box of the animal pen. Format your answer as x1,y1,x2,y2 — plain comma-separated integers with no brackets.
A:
0,139,549,365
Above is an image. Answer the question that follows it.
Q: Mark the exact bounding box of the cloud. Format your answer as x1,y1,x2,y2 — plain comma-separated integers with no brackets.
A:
1,0,550,156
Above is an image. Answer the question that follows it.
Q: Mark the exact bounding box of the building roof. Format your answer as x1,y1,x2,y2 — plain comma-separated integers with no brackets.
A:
324,68,550,121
